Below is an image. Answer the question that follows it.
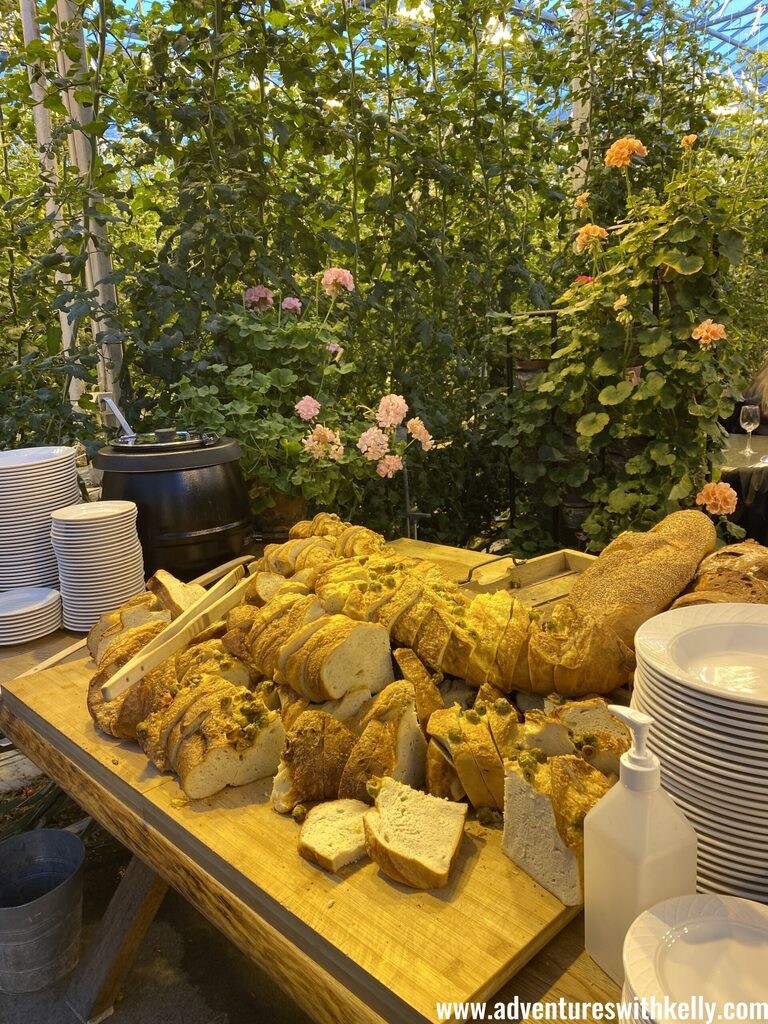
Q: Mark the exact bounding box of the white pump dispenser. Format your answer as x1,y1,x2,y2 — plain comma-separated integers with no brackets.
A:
584,705,697,984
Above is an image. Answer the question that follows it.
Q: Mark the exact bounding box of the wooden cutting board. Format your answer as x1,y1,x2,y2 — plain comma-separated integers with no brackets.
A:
1,658,578,1024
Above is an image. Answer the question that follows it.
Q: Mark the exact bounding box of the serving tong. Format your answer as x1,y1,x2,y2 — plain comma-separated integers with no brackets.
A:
456,552,525,587
100,564,251,701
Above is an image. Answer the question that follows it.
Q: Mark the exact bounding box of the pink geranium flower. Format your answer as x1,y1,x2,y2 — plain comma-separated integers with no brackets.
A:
574,275,593,284
302,425,344,461
321,267,355,298
376,453,404,478
375,393,408,429
282,296,302,315
357,427,389,461
406,417,434,452
326,342,342,355
295,395,321,421
244,285,274,312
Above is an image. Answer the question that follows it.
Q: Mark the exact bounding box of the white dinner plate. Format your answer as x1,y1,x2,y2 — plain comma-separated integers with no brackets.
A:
661,769,768,821
60,587,145,605
667,788,768,841
0,446,77,470
641,728,768,793
634,668,768,736
634,663,768,729
0,622,61,645
51,501,137,523
0,587,60,615
59,571,145,589
0,488,81,511
696,877,768,901
55,537,142,551
633,687,768,766
623,894,768,1014
636,605,768,706
634,679,768,752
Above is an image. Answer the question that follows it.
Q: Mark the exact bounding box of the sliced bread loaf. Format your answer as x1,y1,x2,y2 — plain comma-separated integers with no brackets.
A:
298,799,369,872
363,777,467,889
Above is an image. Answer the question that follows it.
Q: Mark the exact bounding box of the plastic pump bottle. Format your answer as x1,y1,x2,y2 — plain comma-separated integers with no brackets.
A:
584,705,697,985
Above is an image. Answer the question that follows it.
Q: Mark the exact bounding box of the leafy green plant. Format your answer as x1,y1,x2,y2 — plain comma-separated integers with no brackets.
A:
495,132,750,548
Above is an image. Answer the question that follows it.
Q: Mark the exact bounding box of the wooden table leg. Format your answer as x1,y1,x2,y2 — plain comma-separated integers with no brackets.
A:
65,855,169,1024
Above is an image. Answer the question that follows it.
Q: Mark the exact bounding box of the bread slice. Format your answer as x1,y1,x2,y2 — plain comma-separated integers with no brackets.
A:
502,754,613,906
165,683,244,772
428,704,505,811
518,710,576,757
289,512,348,539
147,569,206,617
339,683,427,802
363,777,468,889
113,658,178,741
298,799,369,872
244,571,287,606
175,696,284,800
425,738,465,801
552,698,630,776
137,673,229,770
303,620,394,701
392,648,443,733
474,685,521,763
527,601,635,697
94,607,172,666
494,600,531,692
270,710,355,813
175,639,252,688
86,591,165,660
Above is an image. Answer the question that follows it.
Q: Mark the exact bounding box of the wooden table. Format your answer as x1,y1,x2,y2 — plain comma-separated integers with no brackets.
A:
0,542,619,1024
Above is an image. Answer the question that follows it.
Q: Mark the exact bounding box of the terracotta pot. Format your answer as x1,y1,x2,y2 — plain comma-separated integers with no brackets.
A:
250,486,308,544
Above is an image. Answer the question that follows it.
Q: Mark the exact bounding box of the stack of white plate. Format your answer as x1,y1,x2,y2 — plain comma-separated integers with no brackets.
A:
623,894,768,1022
50,501,145,631
0,588,62,646
633,604,768,902
0,446,80,590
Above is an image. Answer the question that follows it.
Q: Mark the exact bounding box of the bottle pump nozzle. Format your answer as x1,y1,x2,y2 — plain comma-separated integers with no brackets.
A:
608,705,660,792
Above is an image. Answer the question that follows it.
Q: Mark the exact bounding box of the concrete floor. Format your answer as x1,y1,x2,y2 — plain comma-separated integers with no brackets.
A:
0,840,313,1024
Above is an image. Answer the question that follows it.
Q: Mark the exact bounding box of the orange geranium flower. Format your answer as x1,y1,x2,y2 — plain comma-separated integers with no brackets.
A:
574,190,590,208
691,319,727,348
575,223,608,253
695,481,737,517
604,137,648,168
681,134,698,149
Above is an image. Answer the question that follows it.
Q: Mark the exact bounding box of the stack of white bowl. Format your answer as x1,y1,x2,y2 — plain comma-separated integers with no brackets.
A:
622,894,768,1022
0,588,62,646
632,603,768,902
0,446,80,591
50,501,145,631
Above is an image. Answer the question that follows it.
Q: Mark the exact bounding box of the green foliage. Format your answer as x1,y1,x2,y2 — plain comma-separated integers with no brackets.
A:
495,139,750,548
0,0,766,546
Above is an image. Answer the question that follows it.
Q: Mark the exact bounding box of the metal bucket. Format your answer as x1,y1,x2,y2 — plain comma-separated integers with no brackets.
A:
0,828,84,992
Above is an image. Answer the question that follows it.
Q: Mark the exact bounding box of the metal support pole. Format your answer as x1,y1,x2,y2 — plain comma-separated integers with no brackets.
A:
53,0,122,404
18,0,82,403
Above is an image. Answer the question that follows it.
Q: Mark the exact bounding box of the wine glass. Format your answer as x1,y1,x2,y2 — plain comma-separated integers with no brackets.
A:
740,404,761,457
